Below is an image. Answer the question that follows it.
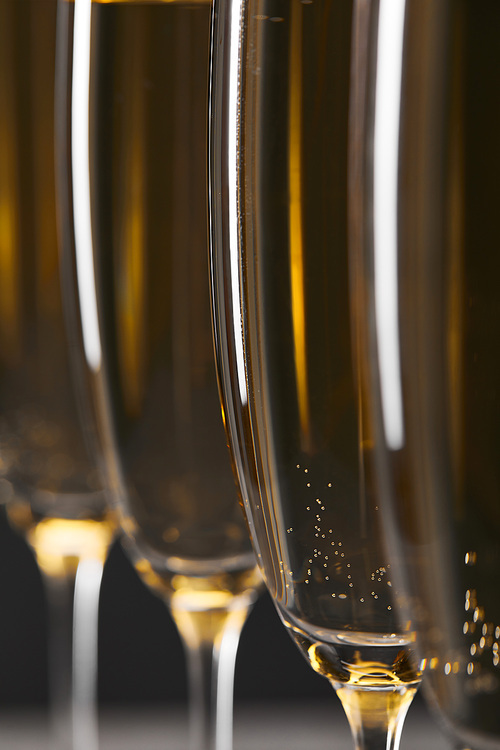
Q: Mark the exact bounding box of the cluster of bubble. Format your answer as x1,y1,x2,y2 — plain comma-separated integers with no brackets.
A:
286,463,393,609
463,551,500,673
425,551,500,680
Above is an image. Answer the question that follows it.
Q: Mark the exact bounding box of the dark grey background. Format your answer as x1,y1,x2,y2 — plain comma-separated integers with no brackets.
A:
0,512,330,708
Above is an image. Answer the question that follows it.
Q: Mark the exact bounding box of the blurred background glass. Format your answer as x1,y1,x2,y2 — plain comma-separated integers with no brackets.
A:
0,1,114,748
363,2,500,749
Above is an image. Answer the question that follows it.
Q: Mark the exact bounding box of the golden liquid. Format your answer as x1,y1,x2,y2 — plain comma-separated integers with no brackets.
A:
23,516,114,577
87,0,259,600
212,0,420,701
388,2,500,746
0,0,108,535
234,0,397,633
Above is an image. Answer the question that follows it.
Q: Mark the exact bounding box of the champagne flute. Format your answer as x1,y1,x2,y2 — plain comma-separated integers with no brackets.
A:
63,2,262,749
0,2,114,749
209,1,421,749
361,2,500,748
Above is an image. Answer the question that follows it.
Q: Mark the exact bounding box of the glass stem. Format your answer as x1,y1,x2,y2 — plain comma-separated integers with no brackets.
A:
41,556,105,750
170,599,253,750
335,684,418,750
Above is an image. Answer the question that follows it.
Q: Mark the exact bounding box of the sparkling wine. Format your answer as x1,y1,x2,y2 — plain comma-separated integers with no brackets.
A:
85,0,259,603
383,2,500,746
0,0,109,534
211,0,420,699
